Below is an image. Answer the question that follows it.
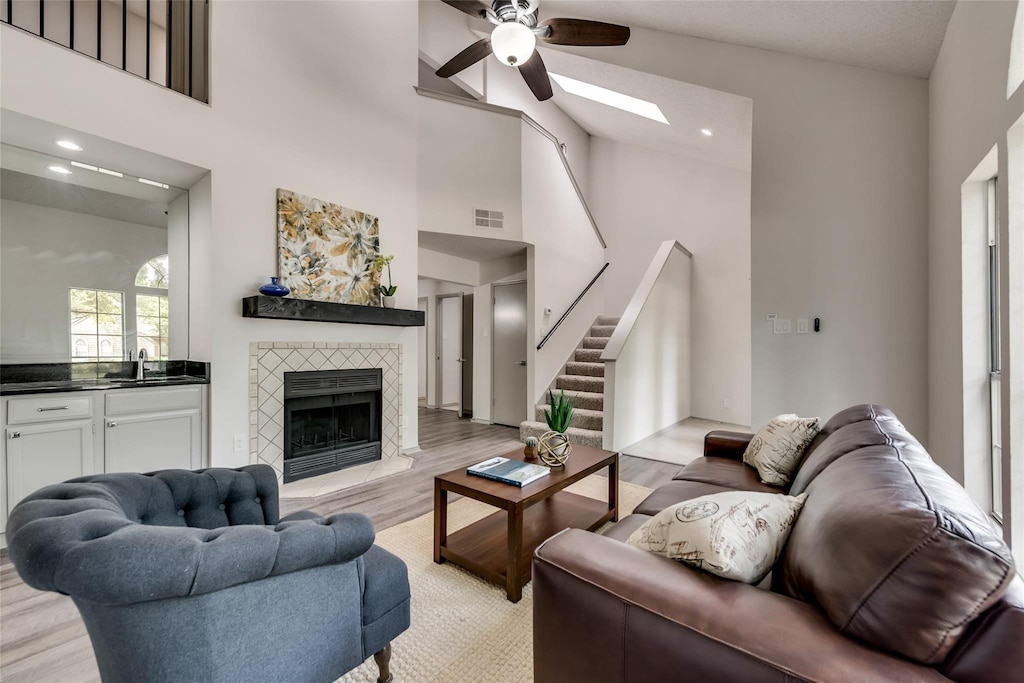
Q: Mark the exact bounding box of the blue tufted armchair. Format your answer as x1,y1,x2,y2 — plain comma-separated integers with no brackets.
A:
5,464,410,683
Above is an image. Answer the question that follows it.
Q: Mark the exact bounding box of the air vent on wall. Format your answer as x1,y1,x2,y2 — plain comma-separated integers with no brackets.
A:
474,208,504,230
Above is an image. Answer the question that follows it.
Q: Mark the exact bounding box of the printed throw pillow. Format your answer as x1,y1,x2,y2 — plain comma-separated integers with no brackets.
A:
742,414,821,486
626,490,808,584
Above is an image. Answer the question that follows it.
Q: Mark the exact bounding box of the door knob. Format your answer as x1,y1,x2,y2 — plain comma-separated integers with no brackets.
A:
516,360,527,366
456,358,466,363
107,422,118,428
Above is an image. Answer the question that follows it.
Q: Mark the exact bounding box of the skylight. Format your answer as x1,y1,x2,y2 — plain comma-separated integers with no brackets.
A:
549,73,669,125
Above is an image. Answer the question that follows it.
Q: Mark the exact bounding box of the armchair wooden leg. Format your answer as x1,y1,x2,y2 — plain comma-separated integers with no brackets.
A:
373,643,393,683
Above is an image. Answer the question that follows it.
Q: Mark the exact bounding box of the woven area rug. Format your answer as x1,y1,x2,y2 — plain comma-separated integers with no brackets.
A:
338,476,652,683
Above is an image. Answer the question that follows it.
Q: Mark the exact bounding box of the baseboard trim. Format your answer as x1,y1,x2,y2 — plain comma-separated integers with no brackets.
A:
471,418,494,425
401,446,422,456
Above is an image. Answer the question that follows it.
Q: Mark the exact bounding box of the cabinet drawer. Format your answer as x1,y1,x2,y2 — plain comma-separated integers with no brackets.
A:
105,386,203,416
7,395,94,425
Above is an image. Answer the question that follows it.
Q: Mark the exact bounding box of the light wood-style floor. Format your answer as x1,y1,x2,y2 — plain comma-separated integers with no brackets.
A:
0,408,680,682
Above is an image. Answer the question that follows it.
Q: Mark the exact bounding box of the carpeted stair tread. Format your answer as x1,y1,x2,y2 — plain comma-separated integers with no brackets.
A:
565,361,604,377
556,374,605,392
573,348,605,363
590,325,616,337
519,421,605,449
595,316,621,326
556,389,604,410
582,336,610,349
534,406,604,431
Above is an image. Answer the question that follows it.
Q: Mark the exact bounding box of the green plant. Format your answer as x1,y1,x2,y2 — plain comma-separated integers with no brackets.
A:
524,436,539,448
543,389,575,433
373,254,397,296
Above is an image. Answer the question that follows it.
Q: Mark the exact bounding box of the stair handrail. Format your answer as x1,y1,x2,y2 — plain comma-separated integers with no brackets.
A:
537,262,609,351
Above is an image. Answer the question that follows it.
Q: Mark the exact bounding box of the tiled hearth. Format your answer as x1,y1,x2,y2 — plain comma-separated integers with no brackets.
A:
249,342,412,498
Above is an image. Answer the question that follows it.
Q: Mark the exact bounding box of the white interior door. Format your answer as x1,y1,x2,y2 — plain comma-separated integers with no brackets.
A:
438,294,463,412
492,281,528,427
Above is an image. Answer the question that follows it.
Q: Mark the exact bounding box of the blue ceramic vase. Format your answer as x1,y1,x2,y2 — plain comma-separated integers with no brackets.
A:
259,277,290,297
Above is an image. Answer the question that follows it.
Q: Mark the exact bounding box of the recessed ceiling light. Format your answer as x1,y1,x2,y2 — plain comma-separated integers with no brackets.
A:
549,73,669,125
56,140,83,151
138,177,169,189
48,165,71,174
701,128,713,137
71,161,99,171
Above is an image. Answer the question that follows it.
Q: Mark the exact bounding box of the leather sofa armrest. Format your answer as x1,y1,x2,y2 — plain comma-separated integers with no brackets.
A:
532,529,948,683
704,430,754,459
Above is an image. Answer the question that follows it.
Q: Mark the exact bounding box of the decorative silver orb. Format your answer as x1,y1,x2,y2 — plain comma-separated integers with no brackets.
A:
538,430,571,467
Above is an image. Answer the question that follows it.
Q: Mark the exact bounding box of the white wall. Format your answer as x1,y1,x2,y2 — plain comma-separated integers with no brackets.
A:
167,191,189,359
0,1,421,461
417,0,483,98
589,137,751,425
603,242,692,451
418,277,473,409
546,24,930,436
418,96,524,241
418,247,481,285
928,0,1024,553
521,121,606,408
0,199,168,362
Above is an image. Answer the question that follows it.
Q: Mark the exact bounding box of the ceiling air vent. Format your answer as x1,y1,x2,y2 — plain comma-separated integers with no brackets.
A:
474,209,504,230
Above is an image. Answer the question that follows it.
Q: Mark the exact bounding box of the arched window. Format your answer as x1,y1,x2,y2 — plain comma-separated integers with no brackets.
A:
135,255,169,360
135,254,169,289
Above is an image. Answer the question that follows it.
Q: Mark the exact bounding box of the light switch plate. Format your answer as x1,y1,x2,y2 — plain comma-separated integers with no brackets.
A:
773,318,792,334
797,319,809,334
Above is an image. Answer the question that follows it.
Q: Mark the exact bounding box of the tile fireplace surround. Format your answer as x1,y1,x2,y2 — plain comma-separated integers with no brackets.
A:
249,342,411,497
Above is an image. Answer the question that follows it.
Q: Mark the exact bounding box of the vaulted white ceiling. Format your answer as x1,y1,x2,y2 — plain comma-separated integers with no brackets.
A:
540,0,956,78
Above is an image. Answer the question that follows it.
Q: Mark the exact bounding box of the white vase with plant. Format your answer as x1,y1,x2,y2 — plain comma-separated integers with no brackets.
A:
374,254,397,308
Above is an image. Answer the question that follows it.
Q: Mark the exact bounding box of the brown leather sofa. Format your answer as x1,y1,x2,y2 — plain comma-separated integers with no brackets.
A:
533,405,1023,682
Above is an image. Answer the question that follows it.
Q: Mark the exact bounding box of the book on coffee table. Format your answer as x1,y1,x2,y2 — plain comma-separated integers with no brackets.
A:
467,457,550,487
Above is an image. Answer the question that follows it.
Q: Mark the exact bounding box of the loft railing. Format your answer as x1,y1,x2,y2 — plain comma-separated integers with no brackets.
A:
536,263,609,351
2,0,209,103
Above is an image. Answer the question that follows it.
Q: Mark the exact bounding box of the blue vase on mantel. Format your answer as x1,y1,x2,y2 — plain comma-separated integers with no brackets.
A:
259,277,290,297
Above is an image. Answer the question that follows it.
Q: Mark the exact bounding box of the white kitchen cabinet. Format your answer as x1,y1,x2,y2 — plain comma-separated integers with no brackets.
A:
6,419,95,512
105,410,201,473
1,385,207,545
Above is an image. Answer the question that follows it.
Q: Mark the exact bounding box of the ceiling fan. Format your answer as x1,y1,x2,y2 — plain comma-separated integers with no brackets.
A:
436,0,630,101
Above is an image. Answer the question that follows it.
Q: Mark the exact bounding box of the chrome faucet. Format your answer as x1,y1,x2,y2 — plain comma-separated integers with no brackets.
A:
136,348,147,380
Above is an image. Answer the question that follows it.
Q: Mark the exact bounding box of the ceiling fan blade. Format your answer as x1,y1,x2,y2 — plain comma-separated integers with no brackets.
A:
436,39,492,78
539,18,630,46
439,0,487,19
518,51,553,101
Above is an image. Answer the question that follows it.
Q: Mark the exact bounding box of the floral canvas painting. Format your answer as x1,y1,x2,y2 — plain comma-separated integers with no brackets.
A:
277,188,381,305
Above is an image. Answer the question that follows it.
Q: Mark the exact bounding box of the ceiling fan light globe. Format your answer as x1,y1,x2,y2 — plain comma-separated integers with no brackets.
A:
491,21,536,67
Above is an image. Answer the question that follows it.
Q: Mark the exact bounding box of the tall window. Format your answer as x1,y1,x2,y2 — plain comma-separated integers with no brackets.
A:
69,289,125,362
136,255,169,360
988,178,1003,522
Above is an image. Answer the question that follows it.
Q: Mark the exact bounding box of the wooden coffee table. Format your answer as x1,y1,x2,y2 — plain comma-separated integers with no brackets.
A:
433,445,618,602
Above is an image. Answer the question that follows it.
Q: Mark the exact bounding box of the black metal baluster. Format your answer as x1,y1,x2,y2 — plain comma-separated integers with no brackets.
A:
39,0,44,37
145,0,150,79
69,0,74,49
6,0,11,25
121,0,126,70
187,0,193,96
97,0,101,59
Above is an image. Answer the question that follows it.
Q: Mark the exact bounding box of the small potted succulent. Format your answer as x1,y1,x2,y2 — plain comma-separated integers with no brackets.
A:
373,254,397,308
523,436,540,462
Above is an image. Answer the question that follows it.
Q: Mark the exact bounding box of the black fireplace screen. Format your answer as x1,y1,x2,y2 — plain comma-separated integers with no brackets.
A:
282,369,383,483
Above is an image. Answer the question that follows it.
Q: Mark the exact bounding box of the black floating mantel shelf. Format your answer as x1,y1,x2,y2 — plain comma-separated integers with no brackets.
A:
241,296,424,327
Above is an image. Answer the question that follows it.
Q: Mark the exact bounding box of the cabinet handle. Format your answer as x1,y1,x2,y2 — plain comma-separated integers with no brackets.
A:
9,432,20,439
38,406,71,412
107,422,118,428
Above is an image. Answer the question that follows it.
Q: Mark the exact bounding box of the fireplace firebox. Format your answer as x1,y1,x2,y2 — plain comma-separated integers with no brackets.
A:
282,369,382,483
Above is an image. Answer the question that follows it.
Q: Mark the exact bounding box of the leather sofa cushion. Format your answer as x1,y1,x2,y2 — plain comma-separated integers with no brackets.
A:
633,480,734,516
673,457,781,494
600,514,649,543
939,577,1024,683
779,413,1015,665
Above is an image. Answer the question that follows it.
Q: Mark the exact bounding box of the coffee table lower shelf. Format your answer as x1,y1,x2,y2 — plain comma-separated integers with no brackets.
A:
437,490,613,599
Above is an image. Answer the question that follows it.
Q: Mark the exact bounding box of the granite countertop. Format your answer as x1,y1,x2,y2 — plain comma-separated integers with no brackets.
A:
0,361,211,396
0,375,210,396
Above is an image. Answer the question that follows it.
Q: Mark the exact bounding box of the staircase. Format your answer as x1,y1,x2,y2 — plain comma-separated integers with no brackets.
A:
519,316,620,448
